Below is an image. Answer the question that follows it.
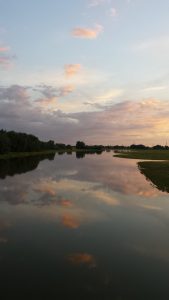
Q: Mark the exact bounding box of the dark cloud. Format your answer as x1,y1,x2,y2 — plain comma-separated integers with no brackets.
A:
0,85,29,103
34,84,75,99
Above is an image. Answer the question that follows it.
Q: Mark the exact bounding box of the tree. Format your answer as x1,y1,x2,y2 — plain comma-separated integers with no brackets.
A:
76,141,85,149
0,130,10,153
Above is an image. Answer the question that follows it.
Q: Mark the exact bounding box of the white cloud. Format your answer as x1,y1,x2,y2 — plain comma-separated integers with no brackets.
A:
143,86,167,92
95,89,123,102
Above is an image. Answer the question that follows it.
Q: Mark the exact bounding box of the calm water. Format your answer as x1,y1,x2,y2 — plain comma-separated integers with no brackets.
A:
0,152,169,299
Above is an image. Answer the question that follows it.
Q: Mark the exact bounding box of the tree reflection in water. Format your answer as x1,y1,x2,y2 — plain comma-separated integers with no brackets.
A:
0,153,55,179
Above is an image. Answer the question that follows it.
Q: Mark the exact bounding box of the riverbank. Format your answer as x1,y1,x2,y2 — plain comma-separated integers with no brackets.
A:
114,149,169,193
138,161,169,193
0,150,59,160
114,150,169,160
0,148,106,160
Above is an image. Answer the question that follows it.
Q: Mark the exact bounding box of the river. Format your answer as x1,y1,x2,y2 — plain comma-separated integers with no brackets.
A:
0,151,169,299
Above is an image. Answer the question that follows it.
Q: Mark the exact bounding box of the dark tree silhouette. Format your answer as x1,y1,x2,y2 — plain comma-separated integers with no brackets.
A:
0,129,64,153
76,141,86,149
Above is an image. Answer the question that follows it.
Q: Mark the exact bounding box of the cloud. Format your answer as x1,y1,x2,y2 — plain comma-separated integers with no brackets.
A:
0,45,15,68
64,64,81,77
89,0,110,7
138,204,162,211
36,84,75,98
0,84,79,137
143,86,167,92
35,85,58,98
61,214,80,229
0,46,10,52
66,99,169,144
58,199,73,207
0,85,29,103
35,96,58,111
90,189,119,206
1,84,169,145
110,7,118,17
60,85,75,96
95,89,123,102
133,36,169,57
34,180,56,196
67,253,96,267
34,84,75,112
0,56,14,68
72,24,103,39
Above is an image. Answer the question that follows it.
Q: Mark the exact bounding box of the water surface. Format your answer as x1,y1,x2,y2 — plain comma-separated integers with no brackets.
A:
0,152,169,299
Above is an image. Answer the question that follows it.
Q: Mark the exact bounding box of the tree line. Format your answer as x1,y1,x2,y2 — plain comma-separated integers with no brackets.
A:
76,141,169,151
0,130,106,154
0,129,65,154
113,144,169,150
0,129,169,154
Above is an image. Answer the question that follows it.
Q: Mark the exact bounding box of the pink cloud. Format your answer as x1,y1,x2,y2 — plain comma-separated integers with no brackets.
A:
0,46,10,52
64,64,81,77
0,45,15,69
72,24,103,39
35,96,57,111
35,85,75,112
60,84,75,95
0,56,15,68
61,214,80,229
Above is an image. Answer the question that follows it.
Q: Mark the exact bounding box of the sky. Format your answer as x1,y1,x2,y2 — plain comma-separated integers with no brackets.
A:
0,0,169,145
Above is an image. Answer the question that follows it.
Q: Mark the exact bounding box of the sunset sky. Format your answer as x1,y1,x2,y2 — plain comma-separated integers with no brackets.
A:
0,0,169,145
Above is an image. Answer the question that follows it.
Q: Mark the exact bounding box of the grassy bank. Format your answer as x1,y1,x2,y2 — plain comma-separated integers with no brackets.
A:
114,150,169,160
0,150,59,160
138,161,169,193
0,148,105,160
114,149,169,193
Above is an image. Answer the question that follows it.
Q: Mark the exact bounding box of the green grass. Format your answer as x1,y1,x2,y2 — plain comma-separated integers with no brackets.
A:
114,150,169,193
0,150,58,160
138,161,169,193
114,150,169,160
0,148,104,160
